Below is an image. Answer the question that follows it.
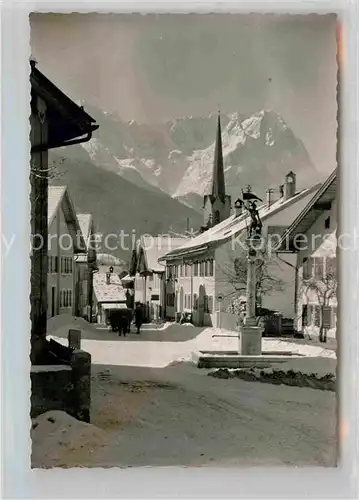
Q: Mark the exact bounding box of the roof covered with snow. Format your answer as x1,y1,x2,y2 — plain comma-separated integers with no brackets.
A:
48,186,67,224
161,183,322,261
93,272,126,303
139,236,187,272
48,185,86,253
77,213,92,245
279,169,337,251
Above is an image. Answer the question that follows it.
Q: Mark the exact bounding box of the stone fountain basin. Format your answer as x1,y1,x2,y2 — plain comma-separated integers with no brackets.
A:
192,351,304,369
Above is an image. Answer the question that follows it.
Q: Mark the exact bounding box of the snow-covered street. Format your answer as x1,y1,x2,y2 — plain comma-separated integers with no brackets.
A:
48,316,336,368
34,317,338,468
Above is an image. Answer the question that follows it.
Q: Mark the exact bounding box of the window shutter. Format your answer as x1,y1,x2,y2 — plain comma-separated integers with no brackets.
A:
302,304,308,326
322,306,332,329
313,305,321,327
314,257,324,280
326,257,336,278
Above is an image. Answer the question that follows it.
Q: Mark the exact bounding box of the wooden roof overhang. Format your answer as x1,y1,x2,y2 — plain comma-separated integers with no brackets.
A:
278,169,337,253
30,61,99,152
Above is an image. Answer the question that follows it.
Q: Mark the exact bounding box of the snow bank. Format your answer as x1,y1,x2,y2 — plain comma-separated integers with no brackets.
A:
47,314,99,342
31,410,111,468
209,357,337,391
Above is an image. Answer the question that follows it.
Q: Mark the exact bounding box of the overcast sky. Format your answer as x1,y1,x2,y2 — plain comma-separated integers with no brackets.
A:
30,13,338,173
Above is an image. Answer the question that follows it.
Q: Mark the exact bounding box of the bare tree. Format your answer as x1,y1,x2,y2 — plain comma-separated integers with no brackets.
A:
300,266,337,343
30,156,66,181
220,240,285,311
30,156,66,203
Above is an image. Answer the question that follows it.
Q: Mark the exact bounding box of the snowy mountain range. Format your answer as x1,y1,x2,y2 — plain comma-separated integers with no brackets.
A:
70,104,319,209
54,106,321,260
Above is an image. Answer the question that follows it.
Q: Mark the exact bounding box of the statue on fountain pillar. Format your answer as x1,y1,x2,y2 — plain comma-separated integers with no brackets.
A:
247,200,263,239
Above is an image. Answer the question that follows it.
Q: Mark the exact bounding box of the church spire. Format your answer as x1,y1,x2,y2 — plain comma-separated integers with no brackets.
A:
212,111,226,202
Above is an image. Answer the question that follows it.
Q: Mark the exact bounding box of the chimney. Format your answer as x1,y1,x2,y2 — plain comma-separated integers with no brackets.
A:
266,188,274,209
106,272,111,285
284,171,296,200
234,198,244,217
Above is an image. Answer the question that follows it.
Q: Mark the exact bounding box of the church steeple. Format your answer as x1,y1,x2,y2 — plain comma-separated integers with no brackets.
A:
202,111,231,231
212,112,226,202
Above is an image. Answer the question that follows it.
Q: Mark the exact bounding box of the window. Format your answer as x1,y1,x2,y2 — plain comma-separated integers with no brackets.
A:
204,261,208,277
54,256,58,273
60,290,63,308
193,293,198,310
208,259,214,277
179,264,183,277
208,295,213,313
314,257,324,280
184,264,188,277
214,210,220,225
303,257,313,280
203,295,208,313
203,295,213,313
68,290,72,307
307,304,312,325
194,262,198,277
325,216,330,229
64,290,68,308
200,261,205,277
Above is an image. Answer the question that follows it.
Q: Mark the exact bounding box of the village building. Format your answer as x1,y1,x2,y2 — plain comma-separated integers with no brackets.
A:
92,271,127,325
278,169,337,340
130,235,186,321
30,61,98,364
47,186,87,319
30,60,98,422
74,213,98,320
160,115,322,328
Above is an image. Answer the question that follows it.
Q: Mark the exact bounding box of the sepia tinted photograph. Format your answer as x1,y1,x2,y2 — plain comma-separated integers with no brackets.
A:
29,13,338,468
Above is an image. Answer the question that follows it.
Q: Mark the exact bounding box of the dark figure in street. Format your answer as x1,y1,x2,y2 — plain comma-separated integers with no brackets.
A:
109,311,119,332
117,309,131,337
134,302,144,334
126,308,133,334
